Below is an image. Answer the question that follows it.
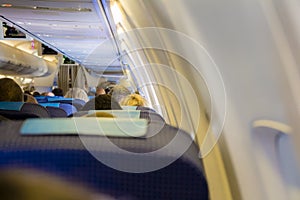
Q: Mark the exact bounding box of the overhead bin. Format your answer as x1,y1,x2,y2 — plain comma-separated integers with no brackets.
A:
0,42,50,76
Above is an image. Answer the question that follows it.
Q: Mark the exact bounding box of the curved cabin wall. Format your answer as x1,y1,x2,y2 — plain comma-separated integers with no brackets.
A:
111,1,231,199
0,42,51,77
107,0,300,199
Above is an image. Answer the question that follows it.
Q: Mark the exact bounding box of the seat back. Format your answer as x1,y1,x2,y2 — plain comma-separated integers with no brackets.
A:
35,96,48,103
87,110,141,118
140,110,165,123
121,106,137,110
71,99,85,110
0,120,208,200
136,106,157,112
36,97,85,110
59,103,77,116
40,103,72,117
0,109,40,120
21,103,50,118
137,106,166,123
48,98,85,110
0,102,50,119
46,106,68,118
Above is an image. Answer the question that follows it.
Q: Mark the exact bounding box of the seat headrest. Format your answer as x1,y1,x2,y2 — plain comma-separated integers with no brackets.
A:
88,110,141,118
20,118,148,137
0,102,24,111
48,98,73,102
39,103,60,108
121,106,137,110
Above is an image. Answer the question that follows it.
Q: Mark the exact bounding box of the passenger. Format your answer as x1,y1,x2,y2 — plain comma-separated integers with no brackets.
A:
41,92,55,97
52,87,64,97
96,82,114,94
96,86,106,96
24,94,38,104
64,87,89,102
120,93,148,107
0,78,23,102
81,94,122,111
104,85,115,94
0,168,116,200
32,91,41,97
108,85,131,104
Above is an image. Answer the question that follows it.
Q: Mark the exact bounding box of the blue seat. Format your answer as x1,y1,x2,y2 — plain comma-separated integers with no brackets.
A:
40,103,75,117
59,103,77,116
35,96,48,103
0,120,208,200
36,97,85,110
0,102,50,119
46,106,68,118
48,98,85,110
21,103,50,118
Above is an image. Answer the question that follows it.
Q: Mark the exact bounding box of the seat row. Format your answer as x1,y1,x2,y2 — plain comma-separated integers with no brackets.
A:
0,102,75,119
0,116,208,199
0,102,165,123
35,96,85,110
0,99,208,199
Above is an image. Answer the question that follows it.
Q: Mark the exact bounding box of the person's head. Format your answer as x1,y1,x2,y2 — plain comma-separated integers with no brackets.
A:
94,94,122,110
81,94,122,111
96,87,106,96
0,78,23,102
41,92,55,97
32,91,40,97
120,94,148,107
97,82,115,94
24,94,38,104
108,85,131,103
64,88,89,102
52,88,64,96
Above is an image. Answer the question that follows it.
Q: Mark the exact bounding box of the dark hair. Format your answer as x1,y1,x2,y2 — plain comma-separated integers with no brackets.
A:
52,88,64,96
0,78,23,102
23,94,28,102
95,94,121,110
81,94,122,111
32,91,41,97
24,91,31,95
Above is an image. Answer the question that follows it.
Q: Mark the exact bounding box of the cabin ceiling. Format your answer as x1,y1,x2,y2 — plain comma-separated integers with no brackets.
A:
0,0,122,76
